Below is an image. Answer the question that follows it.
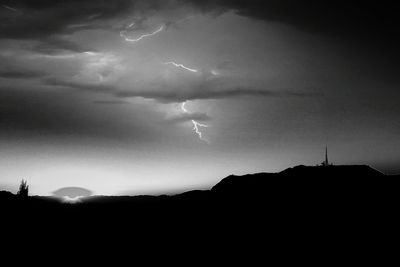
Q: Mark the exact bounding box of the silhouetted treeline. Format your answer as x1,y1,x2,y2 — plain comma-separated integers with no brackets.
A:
16,179,29,198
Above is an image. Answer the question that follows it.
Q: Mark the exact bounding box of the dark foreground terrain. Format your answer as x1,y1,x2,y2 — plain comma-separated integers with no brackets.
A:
1,165,399,259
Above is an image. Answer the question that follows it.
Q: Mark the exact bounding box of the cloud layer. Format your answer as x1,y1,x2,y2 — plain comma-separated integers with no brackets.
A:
181,0,400,40
44,71,319,103
2,0,398,57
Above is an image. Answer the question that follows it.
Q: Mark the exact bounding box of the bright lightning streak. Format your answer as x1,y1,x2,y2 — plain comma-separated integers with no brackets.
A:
192,120,208,141
84,51,98,56
181,102,209,143
164,62,198,73
2,5,18,12
181,102,189,113
120,25,164,42
163,60,208,142
211,69,219,76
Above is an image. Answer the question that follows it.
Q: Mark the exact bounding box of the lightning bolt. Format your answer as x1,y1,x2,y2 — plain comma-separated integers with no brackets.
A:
119,20,208,143
164,62,198,73
181,102,209,143
211,69,219,76
120,25,164,42
162,61,208,143
192,120,209,142
2,5,18,12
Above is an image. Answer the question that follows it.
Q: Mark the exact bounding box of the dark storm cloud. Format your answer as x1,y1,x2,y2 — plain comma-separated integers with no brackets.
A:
115,86,321,102
0,83,167,144
92,100,129,105
0,69,46,79
187,87,321,100
0,88,130,139
0,89,94,135
0,0,133,39
44,74,320,103
32,36,95,54
0,0,139,53
2,1,398,43
168,112,211,124
181,0,400,40
0,0,181,41
42,77,113,93
45,75,320,103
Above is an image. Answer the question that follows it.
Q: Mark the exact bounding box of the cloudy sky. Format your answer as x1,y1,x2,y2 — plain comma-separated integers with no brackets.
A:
1,0,399,195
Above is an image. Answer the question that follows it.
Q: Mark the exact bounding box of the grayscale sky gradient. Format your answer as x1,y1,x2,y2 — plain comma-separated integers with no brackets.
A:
1,1,399,195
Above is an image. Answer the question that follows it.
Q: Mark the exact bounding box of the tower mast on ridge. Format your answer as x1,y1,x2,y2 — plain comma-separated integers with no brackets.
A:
325,146,329,166
321,146,331,166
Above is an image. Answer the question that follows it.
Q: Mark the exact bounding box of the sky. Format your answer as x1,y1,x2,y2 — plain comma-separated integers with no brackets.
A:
0,0,399,195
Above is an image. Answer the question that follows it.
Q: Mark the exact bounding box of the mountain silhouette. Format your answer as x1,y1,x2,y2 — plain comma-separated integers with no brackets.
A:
1,164,398,253
0,164,394,208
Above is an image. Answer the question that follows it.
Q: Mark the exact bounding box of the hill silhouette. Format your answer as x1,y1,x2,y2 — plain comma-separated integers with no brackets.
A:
1,164,395,211
1,164,398,254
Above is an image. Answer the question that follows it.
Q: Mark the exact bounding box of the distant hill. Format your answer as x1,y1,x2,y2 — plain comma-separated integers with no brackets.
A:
1,164,398,254
280,164,384,177
0,164,393,206
212,165,387,199
1,164,396,220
